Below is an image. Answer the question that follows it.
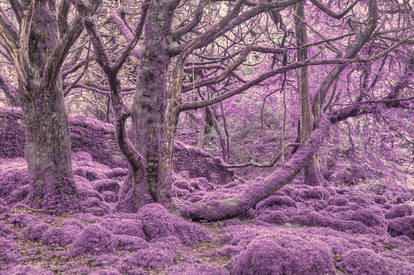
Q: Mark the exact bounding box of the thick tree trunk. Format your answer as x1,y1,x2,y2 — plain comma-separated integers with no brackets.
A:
118,0,175,211
21,85,79,213
294,1,323,186
19,0,80,213
179,115,332,221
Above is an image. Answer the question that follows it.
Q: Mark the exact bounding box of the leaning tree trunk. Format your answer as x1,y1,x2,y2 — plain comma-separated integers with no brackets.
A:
18,0,80,213
294,1,323,186
179,114,333,221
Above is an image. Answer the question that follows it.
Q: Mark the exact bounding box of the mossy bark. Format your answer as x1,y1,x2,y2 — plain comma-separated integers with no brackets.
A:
19,0,80,213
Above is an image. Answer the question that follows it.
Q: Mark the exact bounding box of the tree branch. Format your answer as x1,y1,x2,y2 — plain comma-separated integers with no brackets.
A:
309,0,361,19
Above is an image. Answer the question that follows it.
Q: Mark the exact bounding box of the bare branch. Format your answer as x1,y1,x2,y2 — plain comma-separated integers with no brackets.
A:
113,0,151,72
309,0,361,19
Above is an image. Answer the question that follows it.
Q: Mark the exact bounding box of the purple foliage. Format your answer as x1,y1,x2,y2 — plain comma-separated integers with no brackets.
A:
69,224,114,256
105,168,129,179
72,151,93,162
123,246,175,270
0,165,29,199
137,203,212,245
300,186,332,200
74,166,106,181
91,254,119,267
387,216,414,239
0,222,22,238
256,195,297,211
336,248,414,274
168,263,228,275
81,196,111,216
89,269,121,275
92,179,121,194
41,225,81,246
190,177,214,191
8,265,54,275
385,204,413,219
329,195,348,206
6,184,29,205
103,191,118,203
25,221,49,241
61,219,84,229
341,209,387,228
112,219,146,239
0,237,21,264
114,235,148,251
151,235,183,250
256,209,288,224
230,235,335,275
174,180,192,191
171,186,191,197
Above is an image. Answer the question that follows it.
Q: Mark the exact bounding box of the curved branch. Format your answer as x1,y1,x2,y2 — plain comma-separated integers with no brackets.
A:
309,0,361,19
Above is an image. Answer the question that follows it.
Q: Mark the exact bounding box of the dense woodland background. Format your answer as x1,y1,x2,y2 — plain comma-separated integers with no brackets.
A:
0,0,414,274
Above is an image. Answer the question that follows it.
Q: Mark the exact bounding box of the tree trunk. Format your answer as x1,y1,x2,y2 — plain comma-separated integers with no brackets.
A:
20,0,80,213
294,1,322,186
179,115,333,221
117,0,175,211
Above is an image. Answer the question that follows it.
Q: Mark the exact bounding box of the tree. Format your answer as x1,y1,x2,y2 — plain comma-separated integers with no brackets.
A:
0,0,99,214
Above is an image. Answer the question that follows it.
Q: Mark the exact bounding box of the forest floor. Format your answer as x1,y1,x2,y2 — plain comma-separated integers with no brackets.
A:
1,152,414,274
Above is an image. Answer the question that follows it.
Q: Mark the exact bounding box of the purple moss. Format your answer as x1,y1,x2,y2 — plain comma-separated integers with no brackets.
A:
174,180,192,191
128,246,175,270
75,178,104,201
256,195,297,211
151,235,183,250
69,224,114,256
336,248,411,274
0,222,22,238
168,263,228,275
105,168,128,179
92,179,121,194
190,177,214,191
72,151,93,162
112,219,146,239
41,225,80,246
342,209,387,228
114,235,148,251
61,219,84,229
81,197,111,216
0,237,21,264
91,254,119,267
137,203,212,245
256,209,288,224
0,165,29,199
385,204,413,219
8,265,54,275
74,166,106,181
387,216,414,240
25,221,49,241
103,191,118,203
117,258,146,275
230,235,335,275
347,194,371,205
6,184,29,205
329,195,348,206
171,186,190,197
301,186,332,200
89,269,121,275
372,195,387,204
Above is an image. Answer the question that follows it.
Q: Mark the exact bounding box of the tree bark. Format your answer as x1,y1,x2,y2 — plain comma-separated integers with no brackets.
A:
18,0,81,214
119,0,176,211
294,1,323,186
